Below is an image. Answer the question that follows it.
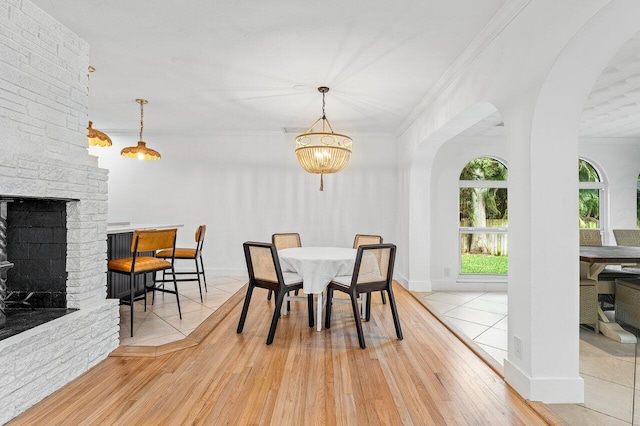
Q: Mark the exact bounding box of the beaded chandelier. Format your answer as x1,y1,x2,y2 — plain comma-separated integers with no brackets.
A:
295,87,352,191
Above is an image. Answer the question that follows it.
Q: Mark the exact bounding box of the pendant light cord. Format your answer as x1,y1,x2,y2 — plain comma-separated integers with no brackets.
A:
139,101,144,141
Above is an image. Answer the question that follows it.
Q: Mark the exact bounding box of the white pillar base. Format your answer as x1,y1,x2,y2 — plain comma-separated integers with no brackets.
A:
504,358,584,403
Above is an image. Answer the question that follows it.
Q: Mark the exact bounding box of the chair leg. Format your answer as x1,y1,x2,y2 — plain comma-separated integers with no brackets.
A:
350,292,366,349
365,292,372,322
194,257,203,302
324,287,334,329
267,290,273,300
130,273,135,338
236,284,255,333
199,256,208,292
387,288,403,340
267,290,285,345
380,290,387,304
172,267,182,319
308,293,314,328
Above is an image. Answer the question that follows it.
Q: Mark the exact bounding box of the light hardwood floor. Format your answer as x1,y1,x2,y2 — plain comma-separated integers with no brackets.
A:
9,284,549,425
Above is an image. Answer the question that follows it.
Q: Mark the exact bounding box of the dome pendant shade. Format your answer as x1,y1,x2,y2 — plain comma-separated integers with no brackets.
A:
294,87,352,191
87,121,112,147
121,99,161,161
121,141,161,161
86,66,112,147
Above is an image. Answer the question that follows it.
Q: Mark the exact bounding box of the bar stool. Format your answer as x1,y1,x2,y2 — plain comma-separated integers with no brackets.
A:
107,228,180,337
156,225,208,302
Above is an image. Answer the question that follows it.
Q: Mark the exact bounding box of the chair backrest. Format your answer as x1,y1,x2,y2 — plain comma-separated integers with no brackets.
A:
244,242,284,286
352,243,396,286
131,228,177,253
195,224,206,243
353,234,382,248
272,233,301,250
613,229,640,247
579,229,602,247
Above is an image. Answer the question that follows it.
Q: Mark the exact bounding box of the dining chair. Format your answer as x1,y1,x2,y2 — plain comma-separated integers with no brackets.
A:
579,229,602,247
613,229,640,247
156,224,208,302
237,241,314,345
269,233,302,301
324,243,402,349
353,234,387,304
107,228,181,337
580,279,599,333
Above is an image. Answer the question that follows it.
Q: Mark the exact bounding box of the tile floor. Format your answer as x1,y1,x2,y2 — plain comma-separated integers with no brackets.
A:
415,290,640,425
118,275,247,346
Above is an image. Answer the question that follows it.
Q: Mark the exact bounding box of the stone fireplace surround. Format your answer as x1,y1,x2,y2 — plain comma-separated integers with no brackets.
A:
0,1,120,423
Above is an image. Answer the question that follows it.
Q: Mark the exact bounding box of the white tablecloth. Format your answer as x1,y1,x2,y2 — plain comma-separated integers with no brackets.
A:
278,247,357,294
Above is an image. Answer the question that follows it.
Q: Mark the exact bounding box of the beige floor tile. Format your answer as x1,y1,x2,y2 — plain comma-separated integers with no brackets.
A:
474,327,508,351
476,343,507,366
209,276,246,286
548,403,631,426
421,299,458,314
147,297,207,317
476,292,508,305
443,306,504,327
492,316,508,331
580,349,636,388
579,328,636,362
130,332,189,347
582,374,634,422
162,308,215,332
462,298,508,315
423,291,483,306
442,317,489,339
121,317,180,345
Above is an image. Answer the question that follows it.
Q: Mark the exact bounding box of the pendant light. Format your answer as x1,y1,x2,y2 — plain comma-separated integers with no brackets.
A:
86,66,112,147
295,87,352,191
121,99,161,160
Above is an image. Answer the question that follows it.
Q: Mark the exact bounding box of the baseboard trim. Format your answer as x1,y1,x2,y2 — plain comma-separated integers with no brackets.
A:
504,359,584,404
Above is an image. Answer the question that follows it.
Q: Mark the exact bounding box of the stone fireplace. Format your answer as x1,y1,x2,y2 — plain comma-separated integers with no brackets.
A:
0,1,120,423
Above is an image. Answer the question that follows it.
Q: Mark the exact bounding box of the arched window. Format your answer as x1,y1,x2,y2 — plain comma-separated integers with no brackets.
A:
578,159,603,230
637,173,640,228
459,157,508,275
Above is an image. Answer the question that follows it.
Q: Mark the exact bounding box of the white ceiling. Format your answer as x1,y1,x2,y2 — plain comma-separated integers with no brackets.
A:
31,0,507,135
461,31,640,139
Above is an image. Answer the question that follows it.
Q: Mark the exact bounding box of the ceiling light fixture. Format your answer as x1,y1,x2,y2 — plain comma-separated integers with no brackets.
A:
121,99,161,161
295,87,352,191
86,66,112,147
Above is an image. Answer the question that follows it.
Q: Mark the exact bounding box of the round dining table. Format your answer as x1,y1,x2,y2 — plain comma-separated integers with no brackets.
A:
278,247,357,331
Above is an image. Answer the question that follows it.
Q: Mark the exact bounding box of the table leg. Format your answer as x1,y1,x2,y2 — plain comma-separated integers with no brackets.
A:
316,291,323,332
597,306,637,343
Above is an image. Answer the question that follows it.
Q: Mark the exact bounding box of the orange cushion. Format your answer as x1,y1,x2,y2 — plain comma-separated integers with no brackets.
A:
156,248,199,259
107,256,172,273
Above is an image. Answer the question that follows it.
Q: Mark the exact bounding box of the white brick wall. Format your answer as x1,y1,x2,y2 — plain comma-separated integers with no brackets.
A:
0,0,119,422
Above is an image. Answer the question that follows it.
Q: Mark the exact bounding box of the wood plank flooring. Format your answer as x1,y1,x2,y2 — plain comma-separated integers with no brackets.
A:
9,284,548,425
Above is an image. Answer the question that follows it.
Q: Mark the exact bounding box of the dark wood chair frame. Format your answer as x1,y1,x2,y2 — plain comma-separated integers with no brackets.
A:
353,234,387,305
237,241,314,345
108,229,181,337
157,224,208,302
325,243,403,349
268,233,302,301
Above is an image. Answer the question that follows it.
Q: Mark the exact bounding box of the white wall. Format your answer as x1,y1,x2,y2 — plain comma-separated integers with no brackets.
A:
91,131,399,275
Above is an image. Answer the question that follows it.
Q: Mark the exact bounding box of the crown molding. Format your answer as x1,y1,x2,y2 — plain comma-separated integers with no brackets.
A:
395,0,532,137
